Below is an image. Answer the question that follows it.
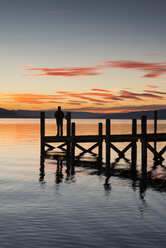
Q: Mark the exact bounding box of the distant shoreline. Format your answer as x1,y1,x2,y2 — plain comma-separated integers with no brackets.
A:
0,117,166,120
0,108,166,119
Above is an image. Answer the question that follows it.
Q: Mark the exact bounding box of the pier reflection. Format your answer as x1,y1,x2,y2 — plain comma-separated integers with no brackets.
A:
55,159,63,184
39,153,166,199
39,162,45,182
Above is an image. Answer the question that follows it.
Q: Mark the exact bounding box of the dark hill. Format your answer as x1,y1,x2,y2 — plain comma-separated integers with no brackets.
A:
0,108,166,119
0,108,18,118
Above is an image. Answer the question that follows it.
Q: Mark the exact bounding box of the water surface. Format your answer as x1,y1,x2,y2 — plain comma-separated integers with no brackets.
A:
0,119,166,248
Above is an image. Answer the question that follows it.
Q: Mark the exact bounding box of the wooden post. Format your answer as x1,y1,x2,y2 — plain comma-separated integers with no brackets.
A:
141,115,147,176
131,119,137,169
71,122,75,174
98,123,103,165
106,119,110,174
66,112,71,136
40,111,45,165
71,122,75,162
154,110,157,151
66,112,71,159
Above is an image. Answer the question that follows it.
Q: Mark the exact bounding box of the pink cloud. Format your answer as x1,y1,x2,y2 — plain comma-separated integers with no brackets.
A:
24,66,101,77
146,84,159,89
91,88,112,92
104,60,166,78
143,70,166,78
23,60,166,78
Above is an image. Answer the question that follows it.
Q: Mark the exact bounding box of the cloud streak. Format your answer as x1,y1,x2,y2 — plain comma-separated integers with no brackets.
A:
104,60,166,78
120,90,164,100
146,84,159,89
23,59,166,78
1,88,165,107
24,66,101,77
144,90,166,95
91,89,112,92
0,93,65,105
56,89,166,102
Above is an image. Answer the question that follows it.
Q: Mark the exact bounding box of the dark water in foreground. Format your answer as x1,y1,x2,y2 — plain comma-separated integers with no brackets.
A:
0,119,166,248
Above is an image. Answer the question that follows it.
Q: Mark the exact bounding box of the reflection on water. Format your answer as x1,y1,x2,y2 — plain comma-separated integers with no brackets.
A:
0,119,166,248
40,156,166,201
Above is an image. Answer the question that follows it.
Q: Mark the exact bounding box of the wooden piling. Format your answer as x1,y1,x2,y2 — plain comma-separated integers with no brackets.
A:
66,112,71,159
106,119,111,174
40,112,45,164
66,112,71,136
154,110,157,151
98,123,103,165
131,119,137,169
141,116,147,175
71,122,75,162
71,122,75,174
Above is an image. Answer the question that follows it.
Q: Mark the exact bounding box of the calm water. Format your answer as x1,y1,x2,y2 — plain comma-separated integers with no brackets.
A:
0,119,166,248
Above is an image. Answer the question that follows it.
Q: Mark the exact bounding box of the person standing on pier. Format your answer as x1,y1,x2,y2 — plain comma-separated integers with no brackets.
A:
55,106,65,136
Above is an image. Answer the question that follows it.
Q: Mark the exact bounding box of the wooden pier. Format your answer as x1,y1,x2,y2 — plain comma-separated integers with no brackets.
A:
40,111,166,175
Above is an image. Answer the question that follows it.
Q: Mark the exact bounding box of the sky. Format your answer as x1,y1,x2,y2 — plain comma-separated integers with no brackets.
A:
0,0,166,113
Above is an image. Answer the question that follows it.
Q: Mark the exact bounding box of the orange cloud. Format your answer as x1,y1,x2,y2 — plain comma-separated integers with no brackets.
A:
1,88,165,112
56,91,109,103
57,89,166,104
59,91,124,102
0,93,65,105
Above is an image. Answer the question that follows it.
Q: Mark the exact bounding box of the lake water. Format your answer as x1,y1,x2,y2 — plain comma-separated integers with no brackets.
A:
0,119,166,248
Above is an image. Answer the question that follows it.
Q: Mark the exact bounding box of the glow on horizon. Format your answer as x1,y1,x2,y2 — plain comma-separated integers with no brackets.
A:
1,85,166,113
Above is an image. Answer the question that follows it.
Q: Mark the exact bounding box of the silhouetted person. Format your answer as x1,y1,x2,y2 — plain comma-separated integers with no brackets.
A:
55,106,64,136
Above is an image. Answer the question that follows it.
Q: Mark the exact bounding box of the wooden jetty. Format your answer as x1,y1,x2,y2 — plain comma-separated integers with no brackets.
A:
40,111,166,175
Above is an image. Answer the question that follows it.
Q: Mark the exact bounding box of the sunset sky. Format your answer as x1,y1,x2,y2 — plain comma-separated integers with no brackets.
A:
0,0,166,113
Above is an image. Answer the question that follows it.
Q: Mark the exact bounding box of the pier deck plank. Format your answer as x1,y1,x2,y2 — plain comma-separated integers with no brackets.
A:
45,133,166,143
